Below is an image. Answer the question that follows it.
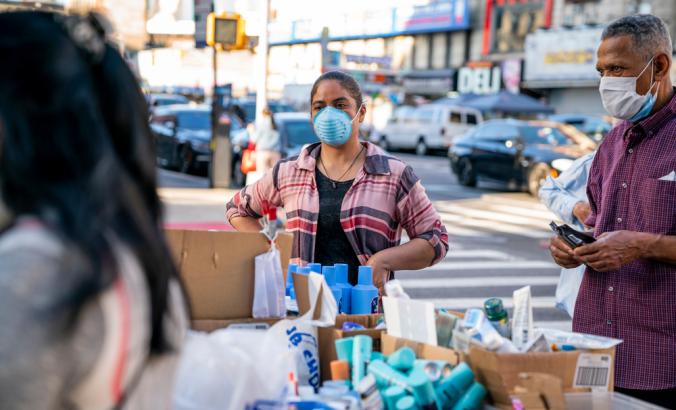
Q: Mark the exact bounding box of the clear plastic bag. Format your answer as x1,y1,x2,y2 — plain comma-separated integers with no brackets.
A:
253,243,286,318
173,273,337,409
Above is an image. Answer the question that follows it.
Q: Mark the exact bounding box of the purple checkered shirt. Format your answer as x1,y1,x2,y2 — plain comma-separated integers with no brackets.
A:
574,89,676,390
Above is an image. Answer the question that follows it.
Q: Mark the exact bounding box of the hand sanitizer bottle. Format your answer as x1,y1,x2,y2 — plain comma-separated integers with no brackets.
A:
322,266,343,309
351,266,379,314
334,264,352,314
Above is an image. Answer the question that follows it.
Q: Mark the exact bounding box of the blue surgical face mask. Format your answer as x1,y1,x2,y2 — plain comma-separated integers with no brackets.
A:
313,105,362,147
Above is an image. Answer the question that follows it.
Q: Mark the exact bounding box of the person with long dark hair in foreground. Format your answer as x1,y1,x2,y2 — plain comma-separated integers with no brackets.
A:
0,12,188,409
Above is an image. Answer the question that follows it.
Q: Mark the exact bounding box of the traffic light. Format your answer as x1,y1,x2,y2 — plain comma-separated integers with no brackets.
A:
206,12,246,50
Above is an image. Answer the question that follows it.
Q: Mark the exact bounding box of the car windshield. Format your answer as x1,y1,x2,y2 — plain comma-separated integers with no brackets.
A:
520,126,571,146
284,120,318,146
178,111,210,130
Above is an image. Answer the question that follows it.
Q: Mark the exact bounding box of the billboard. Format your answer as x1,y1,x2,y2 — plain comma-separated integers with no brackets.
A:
524,28,602,83
147,0,195,35
269,0,470,45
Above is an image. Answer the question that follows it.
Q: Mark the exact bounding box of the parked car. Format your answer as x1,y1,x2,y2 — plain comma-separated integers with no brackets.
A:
150,105,212,174
530,120,597,153
240,112,318,186
231,99,295,124
372,104,483,155
548,114,612,142
146,93,189,111
448,119,588,196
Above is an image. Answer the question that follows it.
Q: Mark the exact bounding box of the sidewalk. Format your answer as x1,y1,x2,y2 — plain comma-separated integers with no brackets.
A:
159,187,237,229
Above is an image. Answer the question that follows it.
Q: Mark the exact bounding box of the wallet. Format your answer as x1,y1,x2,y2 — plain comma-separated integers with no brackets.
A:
549,221,595,249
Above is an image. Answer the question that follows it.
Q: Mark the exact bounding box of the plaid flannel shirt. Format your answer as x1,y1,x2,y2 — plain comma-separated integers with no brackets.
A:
226,142,449,267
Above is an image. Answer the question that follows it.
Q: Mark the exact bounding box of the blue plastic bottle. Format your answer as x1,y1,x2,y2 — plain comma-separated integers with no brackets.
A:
334,264,352,314
351,266,379,314
322,266,343,308
297,266,312,274
308,263,322,274
286,263,298,298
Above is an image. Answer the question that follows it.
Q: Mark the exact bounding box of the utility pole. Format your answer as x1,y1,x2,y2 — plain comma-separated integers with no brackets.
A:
254,0,271,129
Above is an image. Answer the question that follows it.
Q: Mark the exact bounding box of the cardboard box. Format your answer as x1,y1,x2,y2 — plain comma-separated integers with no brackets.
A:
381,333,462,366
166,229,292,320
467,346,616,406
191,317,282,332
318,314,384,381
292,272,324,320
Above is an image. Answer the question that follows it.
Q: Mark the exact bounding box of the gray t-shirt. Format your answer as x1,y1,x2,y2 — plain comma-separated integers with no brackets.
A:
0,219,187,410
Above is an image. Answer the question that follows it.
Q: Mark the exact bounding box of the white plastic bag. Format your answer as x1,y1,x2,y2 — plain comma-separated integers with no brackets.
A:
253,243,286,318
173,273,337,409
555,265,584,318
266,272,337,389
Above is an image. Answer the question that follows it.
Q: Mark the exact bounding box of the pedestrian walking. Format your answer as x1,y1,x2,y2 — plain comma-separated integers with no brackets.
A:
227,71,449,291
254,106,282,173
0,12,188,409
548,14,676,408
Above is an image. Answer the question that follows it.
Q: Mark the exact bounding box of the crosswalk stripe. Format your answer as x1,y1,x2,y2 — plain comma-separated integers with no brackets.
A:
436,204,550,228
400,260,558,272
416,296,558,309
486,204,557,221
444,249,514,260
450,218,552,238
476,195,550,211
397,276,559,288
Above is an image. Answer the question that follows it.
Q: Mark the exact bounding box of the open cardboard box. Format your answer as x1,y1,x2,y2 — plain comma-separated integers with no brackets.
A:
381,333,463,366
318,314,384,381
467,345,616,406
165,229,293,330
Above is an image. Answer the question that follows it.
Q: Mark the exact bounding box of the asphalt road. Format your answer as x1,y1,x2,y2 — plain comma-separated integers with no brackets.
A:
158,151,571,329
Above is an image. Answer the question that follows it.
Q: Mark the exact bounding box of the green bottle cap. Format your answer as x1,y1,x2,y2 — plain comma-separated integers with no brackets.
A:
484,298,507,321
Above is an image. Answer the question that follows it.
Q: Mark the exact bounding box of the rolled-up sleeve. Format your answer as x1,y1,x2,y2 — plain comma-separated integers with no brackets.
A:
225,166,283,223
396,166,449,265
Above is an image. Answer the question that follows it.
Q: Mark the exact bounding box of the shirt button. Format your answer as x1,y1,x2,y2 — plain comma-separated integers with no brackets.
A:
607,320,612,325
608,286,614,292
617,217,623,223
628,148,634,154
622,183,628,189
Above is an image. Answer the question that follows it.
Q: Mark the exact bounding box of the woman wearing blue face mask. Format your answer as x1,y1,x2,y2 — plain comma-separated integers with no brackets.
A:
228,71,449,292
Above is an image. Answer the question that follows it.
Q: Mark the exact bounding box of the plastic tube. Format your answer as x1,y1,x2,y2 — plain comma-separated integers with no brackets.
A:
512,286,534,350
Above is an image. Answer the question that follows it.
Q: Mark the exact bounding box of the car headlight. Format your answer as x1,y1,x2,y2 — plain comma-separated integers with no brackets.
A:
551,158,573,172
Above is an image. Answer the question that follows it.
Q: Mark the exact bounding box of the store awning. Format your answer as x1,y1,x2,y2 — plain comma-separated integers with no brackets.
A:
463,91,555,114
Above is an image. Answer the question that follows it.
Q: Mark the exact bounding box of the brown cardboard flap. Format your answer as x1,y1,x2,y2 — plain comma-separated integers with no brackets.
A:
381,333,462,366
318,314,385,381
293,272,325,320
166,229,292,320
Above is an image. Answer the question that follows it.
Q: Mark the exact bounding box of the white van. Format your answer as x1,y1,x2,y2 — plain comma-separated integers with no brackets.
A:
372,104,483,155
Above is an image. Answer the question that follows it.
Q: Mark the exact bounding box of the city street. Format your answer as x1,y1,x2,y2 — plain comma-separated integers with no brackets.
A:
159,151,571,330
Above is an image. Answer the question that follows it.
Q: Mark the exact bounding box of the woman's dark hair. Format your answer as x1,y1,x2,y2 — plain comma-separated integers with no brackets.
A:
0,11,185,353
310,71,364,109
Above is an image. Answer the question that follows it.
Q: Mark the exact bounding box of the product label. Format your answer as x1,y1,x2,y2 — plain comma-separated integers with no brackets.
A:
573,353,611,392
370,297,378,314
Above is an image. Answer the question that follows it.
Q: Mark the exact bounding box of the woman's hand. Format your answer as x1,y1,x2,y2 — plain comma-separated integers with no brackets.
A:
366,253,391,295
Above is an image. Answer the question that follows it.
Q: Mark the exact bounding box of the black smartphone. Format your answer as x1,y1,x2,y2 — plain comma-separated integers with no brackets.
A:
549,221,596,249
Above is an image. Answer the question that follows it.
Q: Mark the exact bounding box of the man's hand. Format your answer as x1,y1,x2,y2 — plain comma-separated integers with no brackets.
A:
574,230,647,272
366,253,391,296
573,202,591,225
549,236,582,268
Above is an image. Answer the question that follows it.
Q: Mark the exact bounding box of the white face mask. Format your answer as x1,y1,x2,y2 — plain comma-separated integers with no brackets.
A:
598,57,658,120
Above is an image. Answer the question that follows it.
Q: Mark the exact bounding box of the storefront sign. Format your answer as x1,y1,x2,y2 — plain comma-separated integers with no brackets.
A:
524,28,602,82
269,0,469,45
457,62,501,95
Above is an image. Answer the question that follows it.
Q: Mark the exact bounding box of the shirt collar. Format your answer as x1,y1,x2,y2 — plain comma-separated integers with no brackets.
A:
633,86,676,138
295,141,391,175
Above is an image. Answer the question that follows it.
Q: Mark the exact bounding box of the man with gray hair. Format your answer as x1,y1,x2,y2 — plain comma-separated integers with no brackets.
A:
549,14,676,407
